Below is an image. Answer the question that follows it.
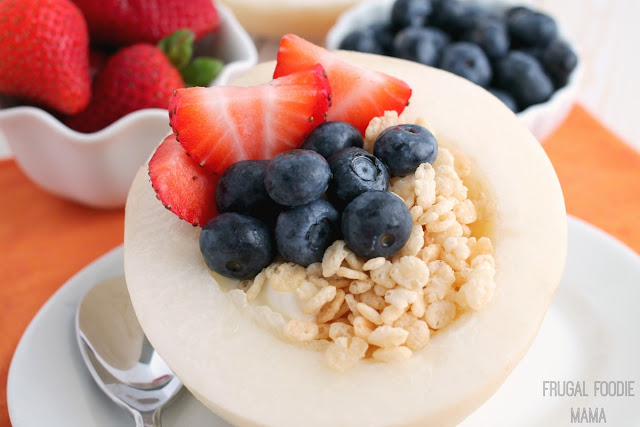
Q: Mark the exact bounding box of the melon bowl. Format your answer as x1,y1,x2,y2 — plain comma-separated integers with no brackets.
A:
124,51,567,426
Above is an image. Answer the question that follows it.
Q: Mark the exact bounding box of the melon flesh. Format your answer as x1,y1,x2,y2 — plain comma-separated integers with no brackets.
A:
124,51,567,426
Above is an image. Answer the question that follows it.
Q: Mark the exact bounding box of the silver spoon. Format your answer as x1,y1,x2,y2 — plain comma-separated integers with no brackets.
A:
75,276,183,426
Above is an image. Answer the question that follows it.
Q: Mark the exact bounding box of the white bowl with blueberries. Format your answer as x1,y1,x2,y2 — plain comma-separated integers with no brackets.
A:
326,0,582,142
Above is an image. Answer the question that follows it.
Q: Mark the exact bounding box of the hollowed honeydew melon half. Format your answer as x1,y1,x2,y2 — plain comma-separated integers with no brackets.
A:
124,51,567,427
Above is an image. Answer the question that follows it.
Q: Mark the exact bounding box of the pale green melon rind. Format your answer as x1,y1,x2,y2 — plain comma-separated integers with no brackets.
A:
124,52,567,427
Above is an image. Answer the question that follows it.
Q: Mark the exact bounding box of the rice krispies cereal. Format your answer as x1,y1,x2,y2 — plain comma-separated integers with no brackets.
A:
238,113,496,372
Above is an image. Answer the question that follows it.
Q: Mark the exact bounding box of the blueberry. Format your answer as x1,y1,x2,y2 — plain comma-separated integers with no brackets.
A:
431,0,491,36
265,149,331,206
373,124,438,177
506,6,557,47
463,16,510,59
301,121,364,159
391,0,433,29
327,147,389,207
488,87,518,112
339,28,385,55
342,191,412,259
200,213,274,280
215,160,281,225
393,26,449,66
439,42,492,87
275,199,341,267
496,51,554,109
370,22,397,55
540,39,578,88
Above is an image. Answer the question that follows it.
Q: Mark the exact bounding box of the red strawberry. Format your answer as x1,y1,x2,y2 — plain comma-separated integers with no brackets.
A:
273,34,412,135
66,44,185,133
71,0,220,46
149,134,219,226
0,0,90,115
169,64,332,175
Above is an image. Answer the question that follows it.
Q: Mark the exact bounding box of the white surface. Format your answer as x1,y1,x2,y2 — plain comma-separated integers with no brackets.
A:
325,0,583,143
0,3,257,208
8,216,640,426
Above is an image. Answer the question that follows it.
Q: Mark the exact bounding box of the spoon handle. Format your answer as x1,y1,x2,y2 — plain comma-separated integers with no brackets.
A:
133,409,162,427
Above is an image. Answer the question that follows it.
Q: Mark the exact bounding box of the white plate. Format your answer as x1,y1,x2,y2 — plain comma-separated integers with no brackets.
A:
8,216,640,426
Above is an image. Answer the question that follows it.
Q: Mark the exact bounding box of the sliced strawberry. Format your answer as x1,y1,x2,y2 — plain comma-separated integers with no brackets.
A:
169,64,331,175
273,34,412,135
149,134,219,227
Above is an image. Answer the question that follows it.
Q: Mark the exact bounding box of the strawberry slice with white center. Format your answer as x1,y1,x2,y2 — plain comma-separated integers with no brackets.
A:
149,134,219,227
169,64,331,175
273,34,412,135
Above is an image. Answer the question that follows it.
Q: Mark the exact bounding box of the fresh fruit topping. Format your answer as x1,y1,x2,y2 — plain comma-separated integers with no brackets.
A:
495,51,553,109
148,134,219,227
439,42,492,87
327,147,389,207
265,149,332,207
463,16,510,60
275,199,340,267
391,0,433,29
488,87,518,112
215,160,282,226
71,0,220,46
301,121,364,159
374,124,438,177
0,0,90,115
341,191,412,259
273,34,412,134
200,213,274,280
540,39,578,88
393,27,449,66
170,64,331,175
506,6,558,48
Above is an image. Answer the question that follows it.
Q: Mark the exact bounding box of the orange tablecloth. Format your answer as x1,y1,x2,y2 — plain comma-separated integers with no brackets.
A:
1,104,639,425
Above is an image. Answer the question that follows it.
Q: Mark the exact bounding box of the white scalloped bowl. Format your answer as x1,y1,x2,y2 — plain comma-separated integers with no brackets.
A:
0,2,257,209
326,0,582,143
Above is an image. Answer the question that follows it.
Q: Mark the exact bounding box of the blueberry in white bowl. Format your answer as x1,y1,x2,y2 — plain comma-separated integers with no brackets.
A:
495,50,554,109
439,42,492,87
327,0,582,141
393,26,450,66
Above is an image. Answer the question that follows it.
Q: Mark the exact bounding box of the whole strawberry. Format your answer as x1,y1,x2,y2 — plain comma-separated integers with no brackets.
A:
65,44,185,133
0,0,91,115
72,0,220,46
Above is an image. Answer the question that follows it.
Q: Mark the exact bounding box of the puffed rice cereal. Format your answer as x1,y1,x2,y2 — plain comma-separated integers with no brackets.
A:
234,113,496,371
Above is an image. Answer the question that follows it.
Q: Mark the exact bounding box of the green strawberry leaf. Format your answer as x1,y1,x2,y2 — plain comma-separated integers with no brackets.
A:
181,57,224,87
158,29,194,70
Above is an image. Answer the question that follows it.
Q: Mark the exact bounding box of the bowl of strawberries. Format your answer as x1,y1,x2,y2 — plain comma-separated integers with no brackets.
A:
0,0,257,209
